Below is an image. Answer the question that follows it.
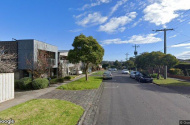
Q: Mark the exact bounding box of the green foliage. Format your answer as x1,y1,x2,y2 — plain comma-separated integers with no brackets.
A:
18,77,33,90
14,80,20,90
175,63,190,76
50,78,64,84
125,60,135,69
68,34,104,80
169,68,184,75
64,76,71,80
153,78,190,86
57,76,102,90
150,73,162,78
102,63,109,69
32,78,49,89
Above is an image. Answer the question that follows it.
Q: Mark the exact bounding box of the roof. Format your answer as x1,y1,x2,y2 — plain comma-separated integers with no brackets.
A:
59,50,69,53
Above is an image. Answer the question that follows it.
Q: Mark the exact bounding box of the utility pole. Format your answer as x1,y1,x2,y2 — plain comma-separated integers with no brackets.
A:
125,53,129,61
133,44,139,71
153,28,173,79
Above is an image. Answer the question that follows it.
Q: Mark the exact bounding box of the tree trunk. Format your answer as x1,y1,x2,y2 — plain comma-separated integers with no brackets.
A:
157,67,160,80
85,63,89,81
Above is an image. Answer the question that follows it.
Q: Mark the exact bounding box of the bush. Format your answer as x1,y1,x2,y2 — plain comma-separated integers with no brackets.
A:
64,76,71,80
50,78,64,84
14,80,20,90
150,73,163,79
50,76,57,79
32,78,49,90
169,68,184,75
18,77,33,90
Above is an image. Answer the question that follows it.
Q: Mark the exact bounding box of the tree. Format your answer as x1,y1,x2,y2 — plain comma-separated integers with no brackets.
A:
126,60,135,70
68,34,104,81
26,50,52,79
135,51,179,79
0,47,17,73
102,63,109,69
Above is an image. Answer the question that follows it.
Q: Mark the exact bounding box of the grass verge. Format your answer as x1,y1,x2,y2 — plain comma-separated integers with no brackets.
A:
153,78,190,86
91,71,104,76
57,76,103,90
0,99,84,125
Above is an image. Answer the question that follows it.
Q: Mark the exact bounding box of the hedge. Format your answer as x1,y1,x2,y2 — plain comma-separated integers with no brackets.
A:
18,77,33,90
32,78,49,90
64,76,71,80
50,78,64,84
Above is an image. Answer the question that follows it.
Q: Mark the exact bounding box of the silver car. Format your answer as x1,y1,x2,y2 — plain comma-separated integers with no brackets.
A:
103,71,112,80
130,71,137,79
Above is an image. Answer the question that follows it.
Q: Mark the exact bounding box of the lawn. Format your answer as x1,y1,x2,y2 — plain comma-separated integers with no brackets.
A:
0,99,84,125
91,71,104,76
153,78,190,86
57,76,103,90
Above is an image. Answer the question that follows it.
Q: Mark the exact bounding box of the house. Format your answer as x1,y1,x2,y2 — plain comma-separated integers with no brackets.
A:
0,39,58,79
58,50,83,77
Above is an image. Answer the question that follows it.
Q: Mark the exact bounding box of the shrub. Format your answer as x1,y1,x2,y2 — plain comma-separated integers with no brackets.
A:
51,76,57,79
14,80,20,90
18,77,33,90
57,78,64,83
169,68,184,75
64,76,71,80
50,78,58,84
32,78,49,89
150,73,163,79
50,78,64,84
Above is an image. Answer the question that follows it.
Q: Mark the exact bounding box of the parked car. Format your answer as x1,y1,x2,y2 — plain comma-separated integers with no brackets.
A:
122,69,129,74
134,71,142,81
70,70,83,75
103,71,112,80
138,74,153,83
130,71,137,79
113,68,117,71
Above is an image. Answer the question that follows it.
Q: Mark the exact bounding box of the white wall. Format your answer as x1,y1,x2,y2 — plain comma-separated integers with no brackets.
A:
0,73,14,103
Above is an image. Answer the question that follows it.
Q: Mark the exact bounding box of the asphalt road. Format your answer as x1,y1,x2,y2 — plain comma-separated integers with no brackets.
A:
96,71,190,125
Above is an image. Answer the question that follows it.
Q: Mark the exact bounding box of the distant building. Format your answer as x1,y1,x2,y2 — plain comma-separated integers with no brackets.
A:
0,39,58,79
58,50,83,77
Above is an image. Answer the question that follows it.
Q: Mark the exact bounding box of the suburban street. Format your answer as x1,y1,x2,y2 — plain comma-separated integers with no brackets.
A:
97,71,190,125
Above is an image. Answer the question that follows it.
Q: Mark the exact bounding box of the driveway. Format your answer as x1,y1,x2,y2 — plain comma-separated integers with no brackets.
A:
96,71,190,125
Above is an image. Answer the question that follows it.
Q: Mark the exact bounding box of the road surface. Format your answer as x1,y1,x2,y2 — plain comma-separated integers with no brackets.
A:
96,71,190,125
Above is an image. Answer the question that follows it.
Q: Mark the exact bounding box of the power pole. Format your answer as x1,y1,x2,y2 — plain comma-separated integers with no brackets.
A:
153,28,173,79
133,44,139,71
125,53,129,61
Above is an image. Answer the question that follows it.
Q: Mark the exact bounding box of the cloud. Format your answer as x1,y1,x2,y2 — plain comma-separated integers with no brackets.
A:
99,12,137,33
171,43,190,48
169,35,177,38
132,18,143,27
176,51,190,59
110,0,128,16
76,12,108,27
80,0,111,10
143,0,190,26
101,33,162,45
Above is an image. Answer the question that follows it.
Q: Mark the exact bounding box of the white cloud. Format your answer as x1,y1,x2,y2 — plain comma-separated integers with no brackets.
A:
176,51,190,60
171,43,190,48
169,35,177,38
101,33,161,45
99,12,137,33
132,18,142,27
143,0,190,26
80,0,111,10
110,0,128,16
76,12,108,27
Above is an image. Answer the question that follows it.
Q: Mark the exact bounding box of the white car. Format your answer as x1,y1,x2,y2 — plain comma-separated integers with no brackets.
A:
103,71,112,80
70,70,83,75
122,69,129,74
130,71,137,78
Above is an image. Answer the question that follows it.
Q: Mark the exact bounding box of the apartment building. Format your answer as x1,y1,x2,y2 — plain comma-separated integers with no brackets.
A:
0,39,58,79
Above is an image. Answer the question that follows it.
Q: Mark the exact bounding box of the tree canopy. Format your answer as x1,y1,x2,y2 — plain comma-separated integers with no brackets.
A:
68,34,104,80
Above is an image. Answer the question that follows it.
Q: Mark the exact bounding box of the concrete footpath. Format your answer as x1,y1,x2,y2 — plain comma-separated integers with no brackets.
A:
0,73,103,125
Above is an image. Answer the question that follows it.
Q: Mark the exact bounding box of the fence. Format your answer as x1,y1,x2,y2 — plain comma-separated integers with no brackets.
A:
0,73,14,103
168,74,190,81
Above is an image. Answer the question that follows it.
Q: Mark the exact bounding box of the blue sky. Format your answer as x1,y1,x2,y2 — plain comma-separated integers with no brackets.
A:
0,0,190,61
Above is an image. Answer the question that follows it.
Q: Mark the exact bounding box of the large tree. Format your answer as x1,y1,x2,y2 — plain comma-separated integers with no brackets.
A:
135,51,179,79
68,34,104,81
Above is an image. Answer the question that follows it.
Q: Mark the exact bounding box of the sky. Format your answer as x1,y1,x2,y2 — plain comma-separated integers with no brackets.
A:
0,0,190,61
